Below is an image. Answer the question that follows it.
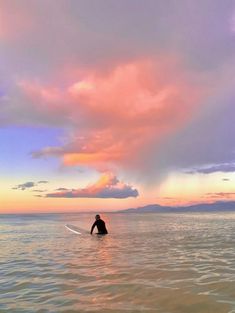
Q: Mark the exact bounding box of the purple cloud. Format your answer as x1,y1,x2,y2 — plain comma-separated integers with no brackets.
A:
13,181,35,190
13,181,49,191
185,163,235,174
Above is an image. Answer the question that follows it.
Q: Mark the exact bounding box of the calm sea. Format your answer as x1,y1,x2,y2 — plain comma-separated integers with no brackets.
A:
1,212,235,313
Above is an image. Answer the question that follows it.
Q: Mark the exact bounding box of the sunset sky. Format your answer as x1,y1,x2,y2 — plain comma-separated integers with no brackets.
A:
1,0,235,213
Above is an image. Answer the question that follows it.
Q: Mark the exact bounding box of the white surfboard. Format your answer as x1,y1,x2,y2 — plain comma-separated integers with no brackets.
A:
65,224,82,235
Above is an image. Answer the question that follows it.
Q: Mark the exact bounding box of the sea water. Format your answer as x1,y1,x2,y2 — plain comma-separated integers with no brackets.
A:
1,212,235,313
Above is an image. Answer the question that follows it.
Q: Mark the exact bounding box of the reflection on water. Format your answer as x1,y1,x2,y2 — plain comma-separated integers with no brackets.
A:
1,212,235,312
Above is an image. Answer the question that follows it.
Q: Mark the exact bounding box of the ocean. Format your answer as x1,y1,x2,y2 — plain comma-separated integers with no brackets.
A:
1,212,235,313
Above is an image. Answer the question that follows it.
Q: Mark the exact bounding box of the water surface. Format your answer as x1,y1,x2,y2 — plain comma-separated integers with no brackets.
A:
1,212,235,312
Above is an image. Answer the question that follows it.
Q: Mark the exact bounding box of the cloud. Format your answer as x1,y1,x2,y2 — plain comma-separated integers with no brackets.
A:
23,57,209,178
1,1,234,74
2,0,235,185
46,172,139,199
13,180,49,191
10,55,235,183
13,182,35,190
185,163,235,174
206,192,235,199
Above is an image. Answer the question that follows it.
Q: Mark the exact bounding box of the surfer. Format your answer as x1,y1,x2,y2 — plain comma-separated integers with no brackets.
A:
90,214,108,235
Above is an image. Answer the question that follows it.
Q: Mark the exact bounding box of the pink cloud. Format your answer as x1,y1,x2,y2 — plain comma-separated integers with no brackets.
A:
46,172,138,198
26,57,208,174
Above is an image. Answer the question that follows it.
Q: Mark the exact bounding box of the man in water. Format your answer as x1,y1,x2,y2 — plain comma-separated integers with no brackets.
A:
90,214,108,235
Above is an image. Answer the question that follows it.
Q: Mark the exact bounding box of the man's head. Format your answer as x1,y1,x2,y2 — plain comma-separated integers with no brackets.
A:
95,214,100,220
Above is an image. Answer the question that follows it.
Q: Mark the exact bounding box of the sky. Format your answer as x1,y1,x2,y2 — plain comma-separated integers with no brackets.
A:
1,0,235,213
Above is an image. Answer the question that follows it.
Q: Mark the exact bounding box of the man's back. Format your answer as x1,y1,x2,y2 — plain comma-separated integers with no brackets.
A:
95,219,108,234
91,216,108,234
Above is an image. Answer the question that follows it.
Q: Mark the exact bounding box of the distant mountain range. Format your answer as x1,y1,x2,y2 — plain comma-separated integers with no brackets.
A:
120,201,235,213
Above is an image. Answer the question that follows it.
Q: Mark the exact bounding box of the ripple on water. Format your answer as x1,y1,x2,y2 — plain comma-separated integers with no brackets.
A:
1,212,235,312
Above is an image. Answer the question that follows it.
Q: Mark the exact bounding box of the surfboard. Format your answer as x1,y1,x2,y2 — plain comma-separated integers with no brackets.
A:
65,224,105,236
65,224,82,235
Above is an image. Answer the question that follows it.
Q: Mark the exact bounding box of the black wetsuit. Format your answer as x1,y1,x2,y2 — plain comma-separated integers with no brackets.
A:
90,219,108,234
